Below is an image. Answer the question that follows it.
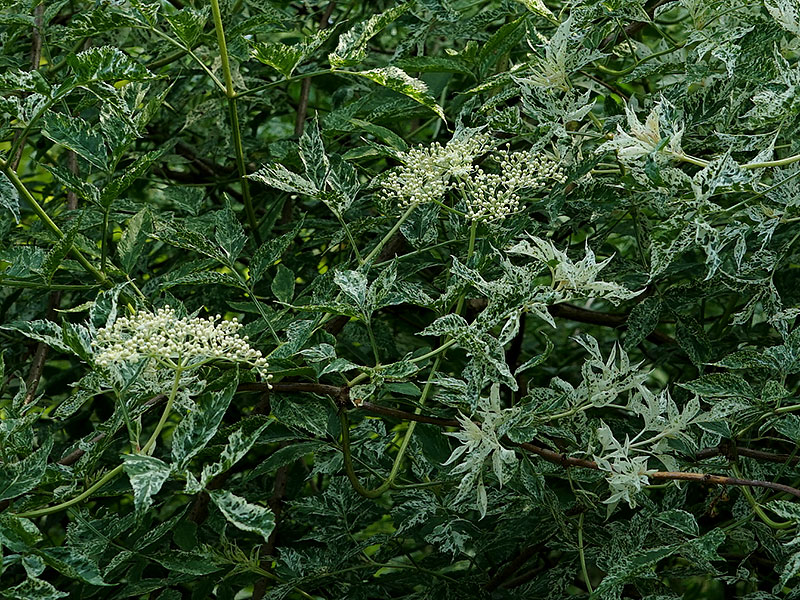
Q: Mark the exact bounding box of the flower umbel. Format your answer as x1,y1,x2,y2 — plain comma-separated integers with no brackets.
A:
381,132,492,209
380,131,566,221
93,306,271,382
457,148,567,221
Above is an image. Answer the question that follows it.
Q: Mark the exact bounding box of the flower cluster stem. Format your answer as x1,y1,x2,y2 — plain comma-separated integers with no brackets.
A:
340,354,443,499
13,367,184,518
13,464,126,519
142,367,183,455
363,204,417,264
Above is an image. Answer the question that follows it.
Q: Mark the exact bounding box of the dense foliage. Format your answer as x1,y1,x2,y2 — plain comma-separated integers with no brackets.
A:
3,0,800,597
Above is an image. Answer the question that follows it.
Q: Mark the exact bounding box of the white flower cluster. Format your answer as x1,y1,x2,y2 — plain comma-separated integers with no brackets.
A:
92,306,271,381
457,148,567,221
381,132,567,221
381,133,491,208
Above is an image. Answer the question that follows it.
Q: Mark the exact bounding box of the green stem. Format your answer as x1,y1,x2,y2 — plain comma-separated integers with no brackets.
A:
363,204,417,264
372,239,454,267
101,207,110,274
210,0,261,244
147,48,188,69
731,464,794,530
142,366,183,455
742,153,800,170
148,27,226,93
238,69,334,98
340,411,391,498
0,158,107,286
241,277,282,345
454,220,477,315
227,97,261,244
13,464,125,519
340,355,443,499
13,368,184,518
336,212,364,264
430,197,468,217
345,338,456,388
386,355,442,479
677,152,710,167
578,513,593,593
341,220,473,496
0,279,100,290
366,319,381,367
410,338,457,365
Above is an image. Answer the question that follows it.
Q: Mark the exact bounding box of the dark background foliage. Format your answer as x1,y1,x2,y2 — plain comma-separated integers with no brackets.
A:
3,0,800,598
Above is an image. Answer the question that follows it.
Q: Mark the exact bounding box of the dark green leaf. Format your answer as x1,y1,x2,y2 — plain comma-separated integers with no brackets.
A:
328,4,411,67
679,373,754,398
624,296,662,351
67,46,154,84
118,208,153,272
249,220,302,283
40,220,80,284
172,376,238,470
165,7,209,46
0,578,68,600
214,201,247,262
0,172,20,223
249,41,304,78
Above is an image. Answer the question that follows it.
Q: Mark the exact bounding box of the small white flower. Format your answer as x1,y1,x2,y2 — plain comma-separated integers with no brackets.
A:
92,306,272,384
381,132,492,209
458,148,567,222
381,132,567,221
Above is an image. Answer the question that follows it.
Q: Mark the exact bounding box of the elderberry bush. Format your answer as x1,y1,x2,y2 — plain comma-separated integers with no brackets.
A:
2,0,800,598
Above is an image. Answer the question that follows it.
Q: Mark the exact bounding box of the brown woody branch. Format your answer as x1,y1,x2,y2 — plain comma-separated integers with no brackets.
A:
242,382,800,499
485,543,543,591
8,4,45,171
695,444,800,466
463,300,676,345
549,303,675,345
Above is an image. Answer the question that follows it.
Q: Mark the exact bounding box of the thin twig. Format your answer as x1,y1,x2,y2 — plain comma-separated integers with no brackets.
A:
23,292,61,404
598,0,679,49
294,2,336,137
695,444,800,465
485,544,541,591
9,4,45,171
549,303,676,345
